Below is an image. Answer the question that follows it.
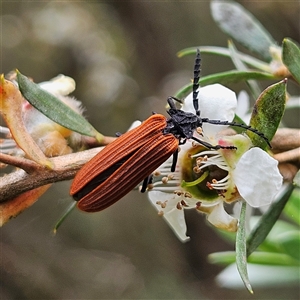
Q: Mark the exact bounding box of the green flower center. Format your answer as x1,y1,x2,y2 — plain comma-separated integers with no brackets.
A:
180,145,230,202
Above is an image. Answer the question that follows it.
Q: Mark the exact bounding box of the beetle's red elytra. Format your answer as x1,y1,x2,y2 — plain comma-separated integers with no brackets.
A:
70,114,178,212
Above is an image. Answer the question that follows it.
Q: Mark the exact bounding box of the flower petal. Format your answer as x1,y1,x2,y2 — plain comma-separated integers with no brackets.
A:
148,191,190,242
182,84,237,138
236,90,251,124
206,202,238,232
127,120,142,131
233,147,283,207
39,74,76,96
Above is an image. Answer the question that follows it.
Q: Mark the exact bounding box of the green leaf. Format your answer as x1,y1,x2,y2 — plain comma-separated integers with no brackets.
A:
200,70,276,85
232,114,247,134
174,83,193,100
249,79,286,149
247,184,294,256
255,218,299,254
209,250,299,267
248,252,299,266
17,71,103,142
208,251,236,266
277,231,300,261
174,70,276,99
283,187,300,225
282,38,300,84
264,219,299,241
177,46,271,72
236,201,253,294
53,202,76,234
294,171,300,187
210,0,276,61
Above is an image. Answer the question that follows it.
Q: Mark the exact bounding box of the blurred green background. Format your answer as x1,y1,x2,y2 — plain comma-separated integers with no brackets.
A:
1,1,299,299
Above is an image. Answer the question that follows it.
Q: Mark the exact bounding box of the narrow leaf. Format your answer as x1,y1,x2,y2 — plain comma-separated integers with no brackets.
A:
17,71,103,142
208,251,236,265
249,79,287,149
53,202,76,234
248,252,299,266
236,201,253,294
283,187,300,225
210,0,276,61
174,70,276,99
278,231,300,261
294,170,300,187
232,114,247,134
282,38,300,84
200,70,276,85
177,46,271,72
247,183,294,256
256,218,299,254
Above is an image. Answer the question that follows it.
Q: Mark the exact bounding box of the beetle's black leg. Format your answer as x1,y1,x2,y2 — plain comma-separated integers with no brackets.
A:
201,118,271,148
168,96,183,104
140,175,153,193
193,49,201,117
171,148,179,172
167,97,178,110
191,136,237,150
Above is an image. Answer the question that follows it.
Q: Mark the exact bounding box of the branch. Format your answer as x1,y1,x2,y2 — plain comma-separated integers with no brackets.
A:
0,147,103,202
0,152,40,173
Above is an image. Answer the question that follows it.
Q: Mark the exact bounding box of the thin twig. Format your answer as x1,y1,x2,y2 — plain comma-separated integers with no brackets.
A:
0,152,41,173
271,128,300,150
274,147,300,163
0,147,103,202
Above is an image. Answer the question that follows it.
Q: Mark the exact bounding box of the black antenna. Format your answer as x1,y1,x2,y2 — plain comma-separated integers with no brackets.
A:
193,49,201,117
192,48,271,148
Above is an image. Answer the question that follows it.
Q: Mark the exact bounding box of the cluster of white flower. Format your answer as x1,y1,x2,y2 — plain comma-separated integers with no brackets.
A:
147,84,282,242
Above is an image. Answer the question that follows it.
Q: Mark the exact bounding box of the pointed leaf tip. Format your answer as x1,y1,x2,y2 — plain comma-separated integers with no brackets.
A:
249,79,286,149
282,38,300,84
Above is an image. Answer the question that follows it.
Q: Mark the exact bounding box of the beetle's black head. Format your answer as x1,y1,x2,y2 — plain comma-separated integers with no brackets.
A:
163,97,201,140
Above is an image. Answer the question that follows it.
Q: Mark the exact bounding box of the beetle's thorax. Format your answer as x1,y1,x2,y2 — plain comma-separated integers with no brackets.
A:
163,108,202,140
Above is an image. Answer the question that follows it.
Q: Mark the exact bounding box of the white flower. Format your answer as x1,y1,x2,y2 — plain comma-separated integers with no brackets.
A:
148,84,282,242
183,84,236,139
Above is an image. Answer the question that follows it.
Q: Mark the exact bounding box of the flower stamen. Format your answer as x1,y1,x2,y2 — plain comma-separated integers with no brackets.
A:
209,175,230,190
193,152,230,172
